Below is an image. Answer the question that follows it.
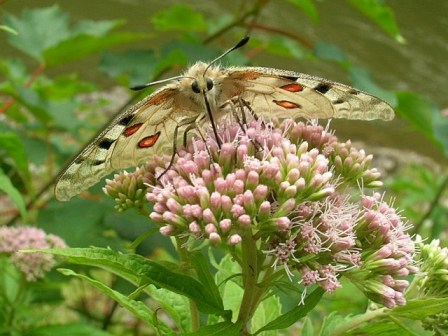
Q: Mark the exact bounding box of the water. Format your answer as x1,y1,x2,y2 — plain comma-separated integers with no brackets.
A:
2,0,447,162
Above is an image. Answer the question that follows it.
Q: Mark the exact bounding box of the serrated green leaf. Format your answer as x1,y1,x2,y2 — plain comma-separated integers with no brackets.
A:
319,312,351,336
0,132,31,185
288,0,319,22
391,298,448,319
346,0,404,43
254,287,324,334
151,4,207,32
43,32,152,67
4,5,71,61
43,247,225,315
73,19,123,36
184,321,244,336
145,285,191,332
0,168,27,220
58,269,174,334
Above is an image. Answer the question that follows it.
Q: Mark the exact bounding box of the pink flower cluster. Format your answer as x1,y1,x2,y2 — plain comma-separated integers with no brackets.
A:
105,118,415,308
0,226,67,281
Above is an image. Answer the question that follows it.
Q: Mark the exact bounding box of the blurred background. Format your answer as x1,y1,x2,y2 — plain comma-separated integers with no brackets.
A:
1,1,447,333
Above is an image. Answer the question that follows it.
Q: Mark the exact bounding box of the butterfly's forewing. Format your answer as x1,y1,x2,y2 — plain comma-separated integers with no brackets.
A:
55,88,180,201
222,67,394,121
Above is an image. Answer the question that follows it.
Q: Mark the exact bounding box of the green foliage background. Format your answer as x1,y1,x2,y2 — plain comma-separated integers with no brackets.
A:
1,1,447,335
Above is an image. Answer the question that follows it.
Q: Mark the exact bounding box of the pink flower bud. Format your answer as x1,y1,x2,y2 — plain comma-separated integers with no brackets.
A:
237,144,248,162
228,234,242,245
287,168,300,183
231,204,245,218
276,217,291,231
190,204,203,218
221,195,233,212
238,214,252,227
219,219,232,232
246,170,259,188
160,225,176,236
166,198,182,214
149,212,164,223
203,208,217,224
210,192,221,210
205,223,217,235
189,221,201,233
214,177,227,194
253,184,268,201
233,179,245,194
209,232,222,245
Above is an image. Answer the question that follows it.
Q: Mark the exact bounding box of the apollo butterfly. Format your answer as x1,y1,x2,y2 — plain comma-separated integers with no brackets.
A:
54,37,394,201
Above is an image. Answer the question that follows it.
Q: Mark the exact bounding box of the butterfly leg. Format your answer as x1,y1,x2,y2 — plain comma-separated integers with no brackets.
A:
157,116,197,180
229,98,264,152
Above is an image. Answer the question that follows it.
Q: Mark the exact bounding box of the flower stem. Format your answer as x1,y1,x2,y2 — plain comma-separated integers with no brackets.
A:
237,230,260,333
330,308,387,336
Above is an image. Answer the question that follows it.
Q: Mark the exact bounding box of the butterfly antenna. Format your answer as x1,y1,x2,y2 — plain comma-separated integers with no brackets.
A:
130,76,194,91
203,36,250,75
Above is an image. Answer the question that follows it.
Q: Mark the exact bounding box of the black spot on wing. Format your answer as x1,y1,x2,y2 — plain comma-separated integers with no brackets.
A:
91,159,105,166
280,75,299,81
314,83,331,94
74,157,84,164
119,114,134,126
333,99,345,104
98,138,115,150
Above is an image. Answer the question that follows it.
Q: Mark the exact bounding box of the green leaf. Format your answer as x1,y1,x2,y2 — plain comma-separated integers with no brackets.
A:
254,287,324,334
100,50,158,86
302,317,314,336
288,0,319,22
58,269,174,334
251,294,282,336
319,312,351,336
184,321,244,336
346,0,405,43
395,91,448,155
0,132,31,185
391,298,448,319
314,41,348,66
43,32,152,67
44,247,226,315
4,5,71,61
191,251,223,312
0,168,27,220
25,323,113,336
14,87,52,123
151,4,207,32
145,286,191,332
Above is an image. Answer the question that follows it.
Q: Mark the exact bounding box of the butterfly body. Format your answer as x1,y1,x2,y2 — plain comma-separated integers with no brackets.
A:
55,61,394,201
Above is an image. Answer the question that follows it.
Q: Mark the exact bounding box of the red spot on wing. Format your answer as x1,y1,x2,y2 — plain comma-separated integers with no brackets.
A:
138,131,161,148
237,71,261,80
273,100,301,109
123,123,143,137
147,89,175,105
280,83,303,92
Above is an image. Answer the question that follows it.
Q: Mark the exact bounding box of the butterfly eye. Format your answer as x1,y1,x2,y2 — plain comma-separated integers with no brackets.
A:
191,81,201,94
206,78,214,91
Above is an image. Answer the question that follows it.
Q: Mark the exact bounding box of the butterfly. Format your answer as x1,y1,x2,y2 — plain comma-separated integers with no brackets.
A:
54,37,394,201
